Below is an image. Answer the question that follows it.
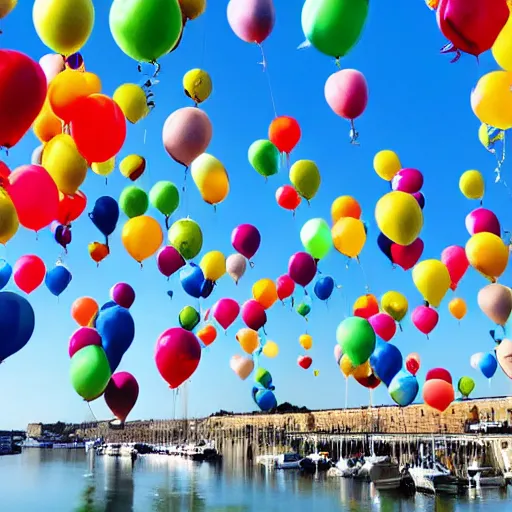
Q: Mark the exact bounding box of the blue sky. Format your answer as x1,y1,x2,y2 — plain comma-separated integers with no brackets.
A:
1,1,511,430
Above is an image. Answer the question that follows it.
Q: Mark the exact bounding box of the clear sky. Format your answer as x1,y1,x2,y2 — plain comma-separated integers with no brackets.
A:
1,1,511,430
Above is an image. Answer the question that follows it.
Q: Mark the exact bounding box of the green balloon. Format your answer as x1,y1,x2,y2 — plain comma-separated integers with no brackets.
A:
168,218,203,260
248,140,279,178
70,346,111,402
296,302,311,317
301,0,369,58
149,181,180,217
300,218,333,260
458,376,475,398
109,0,183,63
254,367,274,389
336,316,376,366
119,186,149,218
179,305,200,331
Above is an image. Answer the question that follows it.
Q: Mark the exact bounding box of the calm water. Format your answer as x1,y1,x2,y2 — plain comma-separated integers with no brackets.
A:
0,450,510,511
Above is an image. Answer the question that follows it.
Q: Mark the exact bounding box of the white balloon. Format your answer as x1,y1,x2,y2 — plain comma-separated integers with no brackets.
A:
39,53,65,84
31,145,44,166
470,352,485,370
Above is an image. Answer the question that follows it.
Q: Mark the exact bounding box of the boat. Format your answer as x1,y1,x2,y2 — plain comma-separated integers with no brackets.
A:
20,438,53,448
334,458,361,478
408,461,461,495
275,453,302,469
256,454,277,467
299,452,332,474
97,443,138,461
52,442,85,449
467,462,507,488
0,435,19,455
367,456,402,490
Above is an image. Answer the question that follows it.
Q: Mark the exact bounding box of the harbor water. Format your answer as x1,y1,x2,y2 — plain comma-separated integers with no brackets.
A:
0,449,510,511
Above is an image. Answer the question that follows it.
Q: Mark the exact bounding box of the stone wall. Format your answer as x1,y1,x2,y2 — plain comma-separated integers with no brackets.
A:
27,423,43,438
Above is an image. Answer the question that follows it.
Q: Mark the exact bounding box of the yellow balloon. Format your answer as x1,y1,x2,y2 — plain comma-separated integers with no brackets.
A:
381,291,408,323
119,154,146,181
373,150,401,181
299,334,313,350
113,84,149,124
493,6,512,71
42,134,88,195
183,69,212,104
252,278,278,310
236,328,259,355
179,0,206,20
33,0,94,56
466,232,509,283
471,71,512,130
459,170,484,200
0,188,19,244
33,100,62,143
262,340,279,358
340,354,355,377
332,217,366,258
0,0,17,19
190,154,229,205
375,191,423,246
91,157,115,177
412,259,451,308
199,250,226,282
289,160,321,201
352,360,372,380
121,216,163,263
313,369,320,377
449,297,467,321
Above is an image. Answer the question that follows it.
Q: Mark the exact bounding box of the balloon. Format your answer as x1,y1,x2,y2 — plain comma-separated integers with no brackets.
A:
478,283,512,326
110,283,135,309
289,160,321,201
200,251,226,282
295,300,311,318
13,255,46,294
405,353,420,376
230,355,254,380
42,134,88,195
232,224,261,261
241,299,267,331
120,155,146,181
89,196,119,239
369,340,402,387
179,0,206,20
412,260,451,307
45,264,72,297
68,327,102,358
373,150,401,181
426,368,453,384
441,245,469,291
226,253,247,284
353,360,381,389
252,279,278,309
88,242,109,265
179,305,200,331
31,145,44,166
70,345,111,402
190,154,230,205
56,191,86,227
377,232,393,263
497,339,512,378
389,371,419,406
375,191,423,246
149,181,180,223
448,297,467,321
276,274,295,301
0,0,17,19
390,238,424,271
324,69,368,120
236,328,260,354
252,386,277,411
39,53,65,83
0,188,18,245
391,168,424,194
0,259,12,290
254,367,274,390
0,50,47,149
276,185,301,211
227,0,275,44
459,170,485,200
334,344,342,365
478,353,498,379
466,232,509,282
288,252,317,288
412,305,439,336
33,101,61,143
353,294,379,319
168,218,203,260
458,376,475,398
465,208,501,237
248,139,280,178
180,263,208,299
163,107,212,167
423,379,454,413
212,298,240,330
92,158,116,178
332,217,366,258
331,196,362,223
113,84,150,124
381,291,408,323
314,275,335,301
412,192,426,210
183,68,212,105
119,186,149,219
0,291,35,362
299,334,313,350
300,218,333,260
110,0,182,62
269,116,301,154
339,354,354,377
298,355,313,370
197,324,217,347
104,372,139,423
470,352,485,370
336,316,376,366
301,0,368,58
493,6,512,70
262,340,279,358
155,247,184,280
368,313,396,342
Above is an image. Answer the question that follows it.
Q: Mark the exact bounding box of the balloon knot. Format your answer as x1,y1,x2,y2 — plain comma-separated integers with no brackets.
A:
440,43,461,63
424,300,430,308
249,261,255,268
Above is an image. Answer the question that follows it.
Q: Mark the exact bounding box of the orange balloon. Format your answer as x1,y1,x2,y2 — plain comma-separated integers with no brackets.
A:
71,296,99,327
268,116,301,154
353,294,379,319
33,100,62,143
197,324,217,346
423,378,455,413
331,195,362,223
88,242,109,265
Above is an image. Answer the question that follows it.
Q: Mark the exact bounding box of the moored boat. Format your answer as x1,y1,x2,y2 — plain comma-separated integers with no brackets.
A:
275,453,301,469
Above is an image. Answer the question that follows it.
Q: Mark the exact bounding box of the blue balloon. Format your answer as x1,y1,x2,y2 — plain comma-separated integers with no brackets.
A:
201,279,214,299
89,196,119,238
45,265,72,297
0,259,12,290
100,300,117,312
0,292,35,362
370,340,403,387
478,353,498,379
95,305,135,372
180,263,206,299
363,221,369,235
252,386,277,412
377,232,393,263
314,275,335,301
388,370,419,406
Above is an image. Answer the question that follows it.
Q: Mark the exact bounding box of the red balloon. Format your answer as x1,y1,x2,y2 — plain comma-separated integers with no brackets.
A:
70,94,126,163
276,274,295,301
56,191,87,225
423,378,454,413
298,355,312,369
411,305,439,336
0,50,47,148
425,367,452,385
155,327,201,389
104,371,139,423
354,371,381,390
241,299,267,331
268,116,301,154
13,254,46,294
0,161,10,188
7,165,59,232
405,353,420,376
441,245,469,291
276,185,301,211
390,238,424,271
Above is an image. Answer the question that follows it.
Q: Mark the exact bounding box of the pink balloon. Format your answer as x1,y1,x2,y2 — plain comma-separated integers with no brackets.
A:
211,298,240,330
276,274,295,301
157,246,185,278
288,252,317,288
231,224,261,260
162,107,212,167
227,0,275,44
411,305,439,336
412,191,425,209
7,165,59,232
110,283,135,309
13,255,46,294
391,168,424,194
441,245,469,291
39,54,65,84
334,344,343,365
391,238,424,271
241,299,267,330
465,208,501,237
324,69,368,120
104,371,139,423
368,312,397,342
68,327,102,358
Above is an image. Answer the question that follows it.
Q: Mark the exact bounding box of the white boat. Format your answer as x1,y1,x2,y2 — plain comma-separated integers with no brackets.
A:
408,462,459,494
335,458,361,478
367,456,402,490
256,454,277,467
467,462,507,488
20,438,53,448
52,442,85,449
98,443,138,460
275,453,301,469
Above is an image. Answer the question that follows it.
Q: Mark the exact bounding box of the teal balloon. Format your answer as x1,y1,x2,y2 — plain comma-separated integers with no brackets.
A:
149,181,180,217
336,316,376,366
254,367,274,390
252,386,277,411
70,345,112,402
119,186,149,218
300,218,333,260
0,259,12,290
179,305,200,331
248,140,279,178
458,376,475,398
389,370,419,407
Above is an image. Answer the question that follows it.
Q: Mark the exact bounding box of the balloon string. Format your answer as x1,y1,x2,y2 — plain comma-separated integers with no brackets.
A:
356,256,371,292
86,401,99,423
257,43,278,119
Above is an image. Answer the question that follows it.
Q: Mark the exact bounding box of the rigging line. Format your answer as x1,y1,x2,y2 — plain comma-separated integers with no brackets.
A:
258,44,278,119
